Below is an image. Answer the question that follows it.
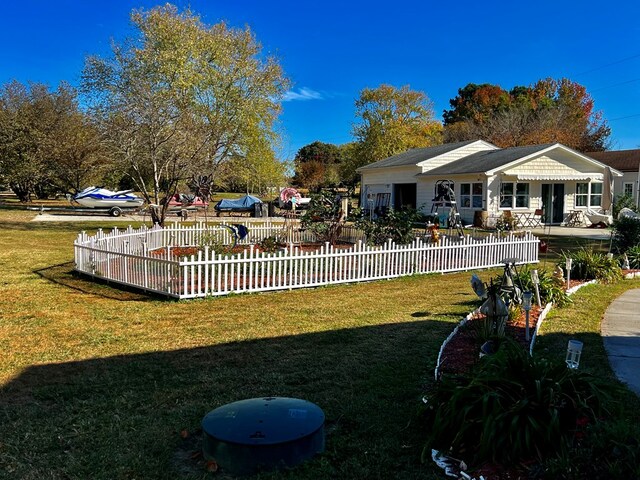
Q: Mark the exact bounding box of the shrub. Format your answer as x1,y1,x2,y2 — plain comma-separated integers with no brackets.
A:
612,193,637,219
562,248,622,283
611,216,640,254
257,235,283,253
625,245,640,269
196,229,227,254
506,265,572,307
355,208,422,246
301,190,345,245
422,339,619,467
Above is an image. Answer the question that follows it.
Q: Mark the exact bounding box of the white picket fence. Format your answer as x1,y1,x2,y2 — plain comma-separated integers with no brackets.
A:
74,222,539,299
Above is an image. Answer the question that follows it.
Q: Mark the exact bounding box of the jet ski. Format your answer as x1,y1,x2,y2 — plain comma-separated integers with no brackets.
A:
72,186,145,209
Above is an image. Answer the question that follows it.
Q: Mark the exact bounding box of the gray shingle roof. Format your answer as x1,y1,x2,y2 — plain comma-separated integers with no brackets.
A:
357,140,479,170
420,144,556,176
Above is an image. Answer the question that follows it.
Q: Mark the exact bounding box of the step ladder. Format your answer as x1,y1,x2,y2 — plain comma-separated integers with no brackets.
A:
430,180,464,237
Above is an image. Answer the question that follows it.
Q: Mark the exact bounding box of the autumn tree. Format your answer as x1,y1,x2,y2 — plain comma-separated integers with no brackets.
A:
292,141,342,191
351,84,442,173
443,78,610,151
82,4,289,225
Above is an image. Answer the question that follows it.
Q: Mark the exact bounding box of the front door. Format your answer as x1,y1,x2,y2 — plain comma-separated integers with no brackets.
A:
541,184,565,224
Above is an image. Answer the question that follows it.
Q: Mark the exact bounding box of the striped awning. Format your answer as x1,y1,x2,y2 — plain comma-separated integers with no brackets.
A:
512,173,603,181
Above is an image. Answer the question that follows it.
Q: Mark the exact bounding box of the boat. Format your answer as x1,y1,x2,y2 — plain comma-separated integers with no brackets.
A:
72,186,145,209
164,193,209,209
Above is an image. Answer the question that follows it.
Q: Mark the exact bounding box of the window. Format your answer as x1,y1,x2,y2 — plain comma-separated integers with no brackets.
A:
590,182,602,207
576,182,602,208
500,182,529,209
624,182,634,197
576,183,588,207
460,183,483,208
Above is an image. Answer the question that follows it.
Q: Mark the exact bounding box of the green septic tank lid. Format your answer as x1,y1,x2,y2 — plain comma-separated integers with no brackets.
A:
201,397,325,475
202,396,324,445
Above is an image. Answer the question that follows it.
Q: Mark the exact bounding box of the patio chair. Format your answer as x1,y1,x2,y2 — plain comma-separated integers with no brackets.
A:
530,209,543,228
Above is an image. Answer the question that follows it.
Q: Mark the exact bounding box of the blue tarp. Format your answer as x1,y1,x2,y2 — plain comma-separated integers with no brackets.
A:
215,195,262,211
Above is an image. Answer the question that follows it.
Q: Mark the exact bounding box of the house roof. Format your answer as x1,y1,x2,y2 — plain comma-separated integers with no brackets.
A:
585,149,640,172
357,140,479,170
420,144,555,176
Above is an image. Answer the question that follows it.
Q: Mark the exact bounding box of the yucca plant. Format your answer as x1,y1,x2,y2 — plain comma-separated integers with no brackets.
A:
561,248,622,283
423,339,619,467
493,265,571,307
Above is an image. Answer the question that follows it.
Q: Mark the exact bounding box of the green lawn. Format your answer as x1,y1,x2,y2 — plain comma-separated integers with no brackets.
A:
0,206,637,479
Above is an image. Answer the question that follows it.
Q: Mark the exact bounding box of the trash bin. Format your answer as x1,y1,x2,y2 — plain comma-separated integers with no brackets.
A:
253,202,263,218
268,201,276,217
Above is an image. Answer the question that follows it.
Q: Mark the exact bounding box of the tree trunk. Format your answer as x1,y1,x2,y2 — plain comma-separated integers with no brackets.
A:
10,183,31,203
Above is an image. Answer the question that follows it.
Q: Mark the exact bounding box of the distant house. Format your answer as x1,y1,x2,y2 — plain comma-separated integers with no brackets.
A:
586,149,640,205
357,140,622,225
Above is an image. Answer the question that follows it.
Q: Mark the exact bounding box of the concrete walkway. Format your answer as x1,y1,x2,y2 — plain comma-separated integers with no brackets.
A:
602,289,640,396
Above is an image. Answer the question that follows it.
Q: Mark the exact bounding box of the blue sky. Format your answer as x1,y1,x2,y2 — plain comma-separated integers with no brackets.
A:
1,0,639,159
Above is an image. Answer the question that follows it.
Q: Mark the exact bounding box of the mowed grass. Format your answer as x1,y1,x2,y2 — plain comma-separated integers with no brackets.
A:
2,206,638,479
0,208,480,480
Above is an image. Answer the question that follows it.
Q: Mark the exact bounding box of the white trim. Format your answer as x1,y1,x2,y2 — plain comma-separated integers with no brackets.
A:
486,144,624,176
515,173,602,181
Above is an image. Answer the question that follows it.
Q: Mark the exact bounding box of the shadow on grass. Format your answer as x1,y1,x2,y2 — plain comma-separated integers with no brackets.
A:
33,261,155,302
0,320,452,480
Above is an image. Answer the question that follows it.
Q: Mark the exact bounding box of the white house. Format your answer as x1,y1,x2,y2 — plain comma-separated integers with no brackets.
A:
357,140,622,225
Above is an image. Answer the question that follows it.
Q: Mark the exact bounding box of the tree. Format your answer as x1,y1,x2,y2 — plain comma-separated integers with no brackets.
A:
352,84,442,171
0,81,97,201
82,4,289,225
443,78,610,151
292,141,342,191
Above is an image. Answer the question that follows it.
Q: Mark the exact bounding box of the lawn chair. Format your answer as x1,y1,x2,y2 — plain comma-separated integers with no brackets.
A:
530,209,543,228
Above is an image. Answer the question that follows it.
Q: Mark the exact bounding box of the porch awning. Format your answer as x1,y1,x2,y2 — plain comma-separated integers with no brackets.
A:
512,173,603,181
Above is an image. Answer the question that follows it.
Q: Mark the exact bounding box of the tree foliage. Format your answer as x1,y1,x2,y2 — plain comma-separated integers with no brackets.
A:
292,141,343,191
82,4,289,224
0,81,102,201
443,79,610,151
351,84,443,171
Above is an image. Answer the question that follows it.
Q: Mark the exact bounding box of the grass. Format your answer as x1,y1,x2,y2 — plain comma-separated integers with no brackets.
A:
0,207,474,479
0,203,637,479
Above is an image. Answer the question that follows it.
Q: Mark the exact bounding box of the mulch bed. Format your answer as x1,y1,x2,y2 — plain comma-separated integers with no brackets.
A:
148,242,355,259
437,306,542,378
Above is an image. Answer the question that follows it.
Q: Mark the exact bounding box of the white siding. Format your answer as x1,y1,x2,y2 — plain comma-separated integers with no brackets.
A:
614,172,638,200
419,141,497,172
503,151,600,176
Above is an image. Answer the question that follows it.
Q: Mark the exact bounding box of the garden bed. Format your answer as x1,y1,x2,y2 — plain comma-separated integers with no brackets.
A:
437,306,543,377
147,242,356,259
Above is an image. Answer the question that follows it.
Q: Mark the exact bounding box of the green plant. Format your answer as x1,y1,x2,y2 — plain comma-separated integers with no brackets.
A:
562,248,622,283
423,339,620,467
196,229,227,254
625,245,640,269
612,193,637,219
507,265,572,307
301,190,346,245
355,208,422,246
611,215,640,254
495,212,516,231
257,235,283,253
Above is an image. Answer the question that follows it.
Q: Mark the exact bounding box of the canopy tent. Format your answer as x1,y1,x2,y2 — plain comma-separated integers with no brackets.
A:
215,195,262,211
